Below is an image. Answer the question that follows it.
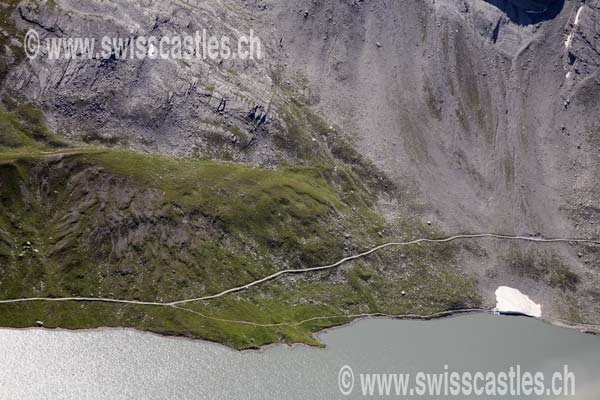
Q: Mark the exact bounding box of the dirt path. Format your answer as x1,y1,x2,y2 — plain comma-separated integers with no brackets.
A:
0,233,598,313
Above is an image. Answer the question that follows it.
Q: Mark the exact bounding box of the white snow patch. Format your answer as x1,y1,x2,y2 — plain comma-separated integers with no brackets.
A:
565,33,573,49
495,286,542,318
574,6,584,26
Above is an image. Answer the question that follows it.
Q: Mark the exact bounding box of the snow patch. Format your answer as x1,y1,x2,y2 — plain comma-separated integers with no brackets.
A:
574,6,584,26
495,286,542,318
564,7,584,50
565,33,573,49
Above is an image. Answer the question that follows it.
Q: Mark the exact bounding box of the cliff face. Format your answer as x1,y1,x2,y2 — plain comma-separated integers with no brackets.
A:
8,0,599,233
1,0,600,333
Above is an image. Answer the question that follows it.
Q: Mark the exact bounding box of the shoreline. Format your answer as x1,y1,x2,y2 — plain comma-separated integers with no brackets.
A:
0,308,597,353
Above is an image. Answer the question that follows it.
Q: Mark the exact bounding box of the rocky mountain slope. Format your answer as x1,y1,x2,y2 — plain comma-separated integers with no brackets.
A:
269,0,600,321
0,0,599,346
